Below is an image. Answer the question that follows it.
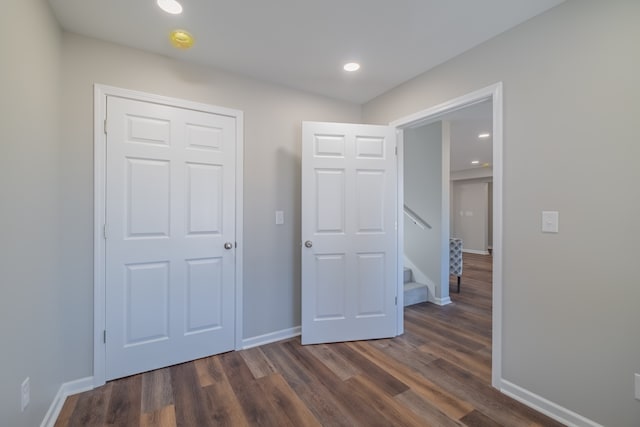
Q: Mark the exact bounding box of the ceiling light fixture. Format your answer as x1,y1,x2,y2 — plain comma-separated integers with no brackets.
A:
170,30,194,49
157,0,183,14
478,132,491,139
343,62,360,72
471,160,480,165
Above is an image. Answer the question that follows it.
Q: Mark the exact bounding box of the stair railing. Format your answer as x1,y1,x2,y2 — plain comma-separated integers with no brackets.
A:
403,204,432,230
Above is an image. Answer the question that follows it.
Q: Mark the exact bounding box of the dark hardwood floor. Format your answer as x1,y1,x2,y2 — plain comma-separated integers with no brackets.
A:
55,254,563,426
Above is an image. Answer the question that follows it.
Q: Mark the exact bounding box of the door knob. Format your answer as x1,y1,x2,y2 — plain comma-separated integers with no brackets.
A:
304,240,313,248
224,242,233,250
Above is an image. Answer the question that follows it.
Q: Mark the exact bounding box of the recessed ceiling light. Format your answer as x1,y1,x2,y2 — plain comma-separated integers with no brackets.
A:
157,0,183,14
478,133,491,139
471,160,480,165
343,62,360,72
170,30,194,49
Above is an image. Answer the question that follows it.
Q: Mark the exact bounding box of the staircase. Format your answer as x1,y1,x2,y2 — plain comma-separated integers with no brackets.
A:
403,267,428,306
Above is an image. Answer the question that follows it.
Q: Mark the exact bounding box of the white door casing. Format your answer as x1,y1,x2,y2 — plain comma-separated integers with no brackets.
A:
391,82,503,388
301,122,398,345
103,94,238,380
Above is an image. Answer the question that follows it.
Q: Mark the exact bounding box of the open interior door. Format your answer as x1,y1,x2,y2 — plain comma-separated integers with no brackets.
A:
301,121,398,345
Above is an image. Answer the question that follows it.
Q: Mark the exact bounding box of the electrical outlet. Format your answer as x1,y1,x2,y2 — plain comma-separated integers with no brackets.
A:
21,377,30,411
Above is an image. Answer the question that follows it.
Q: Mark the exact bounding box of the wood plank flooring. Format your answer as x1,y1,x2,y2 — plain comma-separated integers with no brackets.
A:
56,254,564,426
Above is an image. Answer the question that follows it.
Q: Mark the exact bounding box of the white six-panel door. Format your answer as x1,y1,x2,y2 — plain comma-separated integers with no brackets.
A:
301,122,398,345
105,96,236,380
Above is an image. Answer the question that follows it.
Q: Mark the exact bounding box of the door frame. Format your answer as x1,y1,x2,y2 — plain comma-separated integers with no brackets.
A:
92,84,244,387
391,82,503,387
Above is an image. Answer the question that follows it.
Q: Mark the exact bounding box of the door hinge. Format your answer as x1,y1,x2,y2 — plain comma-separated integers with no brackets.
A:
395,145,398,155
103,224,108,239
395,296,398,305
103,119,107,135
103,330,106,343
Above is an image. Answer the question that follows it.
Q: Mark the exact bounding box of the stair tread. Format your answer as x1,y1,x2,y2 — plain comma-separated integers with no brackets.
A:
404,281,428,290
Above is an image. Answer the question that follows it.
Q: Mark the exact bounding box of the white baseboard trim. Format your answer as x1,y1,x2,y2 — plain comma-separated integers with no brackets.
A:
41,376,94,427
462,249,490,255
242,326,301,349
430,296,452,306
500,379,603,427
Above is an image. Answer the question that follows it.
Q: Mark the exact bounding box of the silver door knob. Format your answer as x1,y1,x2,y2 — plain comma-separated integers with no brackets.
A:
304,240,313,248
224,242,233,250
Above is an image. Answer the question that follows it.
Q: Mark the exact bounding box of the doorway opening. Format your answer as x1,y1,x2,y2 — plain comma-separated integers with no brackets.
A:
392,83,503,387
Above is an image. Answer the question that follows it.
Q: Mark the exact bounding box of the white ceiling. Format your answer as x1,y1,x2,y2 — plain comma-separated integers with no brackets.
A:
447,100,493,173
48,0,564,104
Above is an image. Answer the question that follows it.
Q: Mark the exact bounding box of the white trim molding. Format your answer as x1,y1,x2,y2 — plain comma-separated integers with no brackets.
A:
430,296,452,306
395,129,405,335
462,249,490,255
242,326,301,350
390,82,503,389
93,84,244,386
41,377,94,427
500,380,603,427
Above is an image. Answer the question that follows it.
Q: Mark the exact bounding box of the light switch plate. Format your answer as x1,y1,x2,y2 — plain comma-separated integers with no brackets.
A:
275,210,284,225
542,211,559,233
635,373,640,400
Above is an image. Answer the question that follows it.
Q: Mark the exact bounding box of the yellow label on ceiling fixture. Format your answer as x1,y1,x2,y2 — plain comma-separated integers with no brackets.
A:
170,30,194,49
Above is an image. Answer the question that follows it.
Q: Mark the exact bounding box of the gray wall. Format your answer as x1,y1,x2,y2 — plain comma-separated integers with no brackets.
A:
404,122,443,295
4,1,639,425
0,0,67,426
364,1,640,425
451,180,489,253
2,4,360,423
59,32,361,367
